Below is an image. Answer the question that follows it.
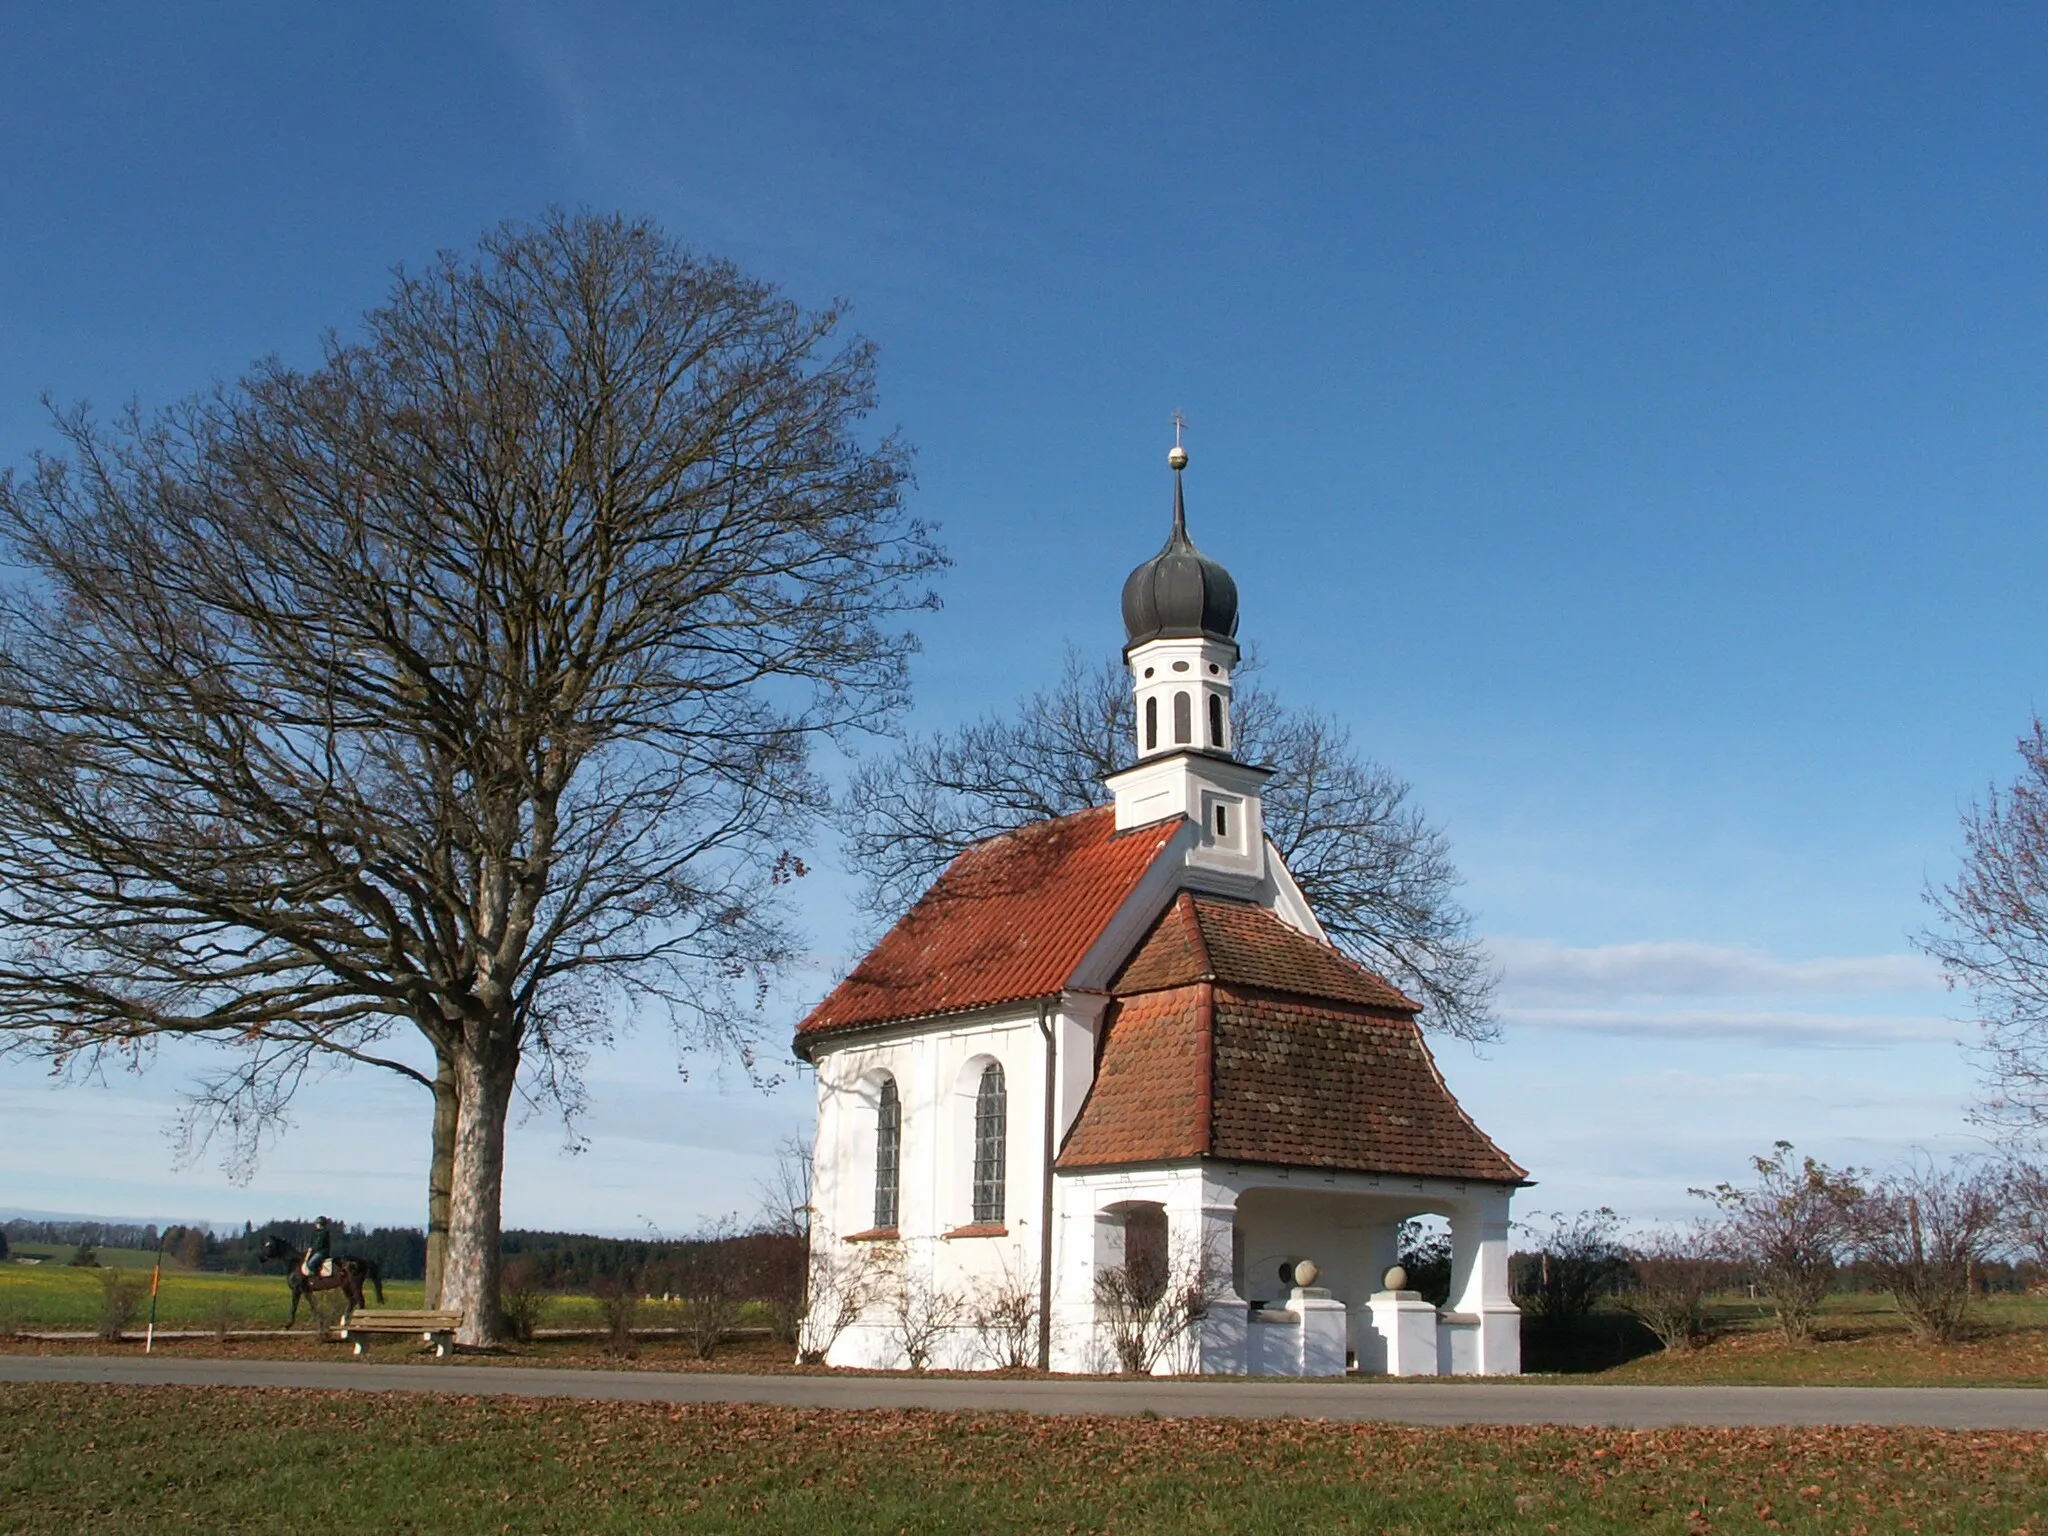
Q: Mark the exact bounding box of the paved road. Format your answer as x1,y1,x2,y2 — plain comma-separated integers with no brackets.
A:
6,1355,2048,1428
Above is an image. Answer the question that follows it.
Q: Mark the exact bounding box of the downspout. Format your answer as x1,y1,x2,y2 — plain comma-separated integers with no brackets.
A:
1037,997,1057,1372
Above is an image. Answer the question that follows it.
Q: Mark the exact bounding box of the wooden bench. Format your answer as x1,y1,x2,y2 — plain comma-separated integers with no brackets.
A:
337,1309,462,1358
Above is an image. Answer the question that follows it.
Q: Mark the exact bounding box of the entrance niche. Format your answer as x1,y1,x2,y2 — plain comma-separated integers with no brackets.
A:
1094,1200,1168,1302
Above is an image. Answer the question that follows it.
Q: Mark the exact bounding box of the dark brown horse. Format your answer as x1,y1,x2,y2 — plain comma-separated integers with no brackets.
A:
258,1234,385,1326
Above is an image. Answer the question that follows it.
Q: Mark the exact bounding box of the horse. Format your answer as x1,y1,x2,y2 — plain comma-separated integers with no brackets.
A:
257,1234,385,1327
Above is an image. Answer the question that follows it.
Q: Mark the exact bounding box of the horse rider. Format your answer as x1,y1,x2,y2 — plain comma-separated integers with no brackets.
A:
302,1215,334,1278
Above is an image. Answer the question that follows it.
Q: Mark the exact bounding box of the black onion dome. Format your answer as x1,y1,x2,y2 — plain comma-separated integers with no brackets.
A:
1120,474,1240,647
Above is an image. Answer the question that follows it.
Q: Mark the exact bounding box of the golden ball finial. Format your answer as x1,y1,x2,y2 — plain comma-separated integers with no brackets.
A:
1168,444,1189,471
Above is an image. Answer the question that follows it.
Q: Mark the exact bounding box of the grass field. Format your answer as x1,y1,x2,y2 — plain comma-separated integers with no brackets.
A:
3,1385,2043,1534
7,1265,2047,1387
0,1262,744,1336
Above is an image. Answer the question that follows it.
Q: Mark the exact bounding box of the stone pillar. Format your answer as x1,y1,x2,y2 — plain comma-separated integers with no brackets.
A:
1291,1287,1347,1377
1446,1189,1520,1376
1365,1289,1438,1376
1194,1197,1247,1374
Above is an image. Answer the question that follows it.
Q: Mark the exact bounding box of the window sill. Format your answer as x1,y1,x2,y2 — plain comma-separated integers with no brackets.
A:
843,1227,900,1243
942,1222,1008,1240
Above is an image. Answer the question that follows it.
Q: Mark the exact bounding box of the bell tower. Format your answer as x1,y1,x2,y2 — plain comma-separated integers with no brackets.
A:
1106,428,1271,867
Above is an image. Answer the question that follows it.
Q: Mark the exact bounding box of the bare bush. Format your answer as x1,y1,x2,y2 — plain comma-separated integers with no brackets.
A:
887,1269,966,1372
210,1291,238,1344
96,1268,141,1341
1514,1209,1628,1335
1620,1225,1724,1353
1094,1235,1221,1376
1695,1142,1864,1342
968,1261,1043,1371
800,1244,883,1364
591,1273,643,1358
499,1259,550,1344
1853,1157,2003,1342
667,1223,749,1362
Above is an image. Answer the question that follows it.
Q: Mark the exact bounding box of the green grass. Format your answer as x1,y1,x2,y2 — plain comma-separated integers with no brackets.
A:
8,1242,168,1269
2,1385,2043,1534
1525,1290,2048,1387
0,1264,425,1332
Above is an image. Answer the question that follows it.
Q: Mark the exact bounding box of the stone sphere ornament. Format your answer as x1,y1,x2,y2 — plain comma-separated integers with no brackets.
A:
1291,1258,1319,1288
1382,1265,1408,1292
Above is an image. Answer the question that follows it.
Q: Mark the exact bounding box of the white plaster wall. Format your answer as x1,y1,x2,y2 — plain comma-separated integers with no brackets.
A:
808,1005,1081,1369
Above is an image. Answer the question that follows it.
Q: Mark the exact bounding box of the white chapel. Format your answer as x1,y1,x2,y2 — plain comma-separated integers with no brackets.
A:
797,438,1525,1376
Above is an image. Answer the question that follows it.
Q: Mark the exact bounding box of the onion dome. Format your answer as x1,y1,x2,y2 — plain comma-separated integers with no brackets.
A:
1120,446,1239,647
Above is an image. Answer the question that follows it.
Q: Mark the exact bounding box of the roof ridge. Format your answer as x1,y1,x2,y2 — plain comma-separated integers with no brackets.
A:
1177,891,1215,976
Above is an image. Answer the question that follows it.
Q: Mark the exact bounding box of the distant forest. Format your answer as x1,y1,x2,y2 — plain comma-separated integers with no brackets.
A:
3,1216,780,1289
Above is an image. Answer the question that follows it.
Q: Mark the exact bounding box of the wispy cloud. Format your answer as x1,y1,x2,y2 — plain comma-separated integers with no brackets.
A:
1491,937,1943,1003
1501,1006,1958,1047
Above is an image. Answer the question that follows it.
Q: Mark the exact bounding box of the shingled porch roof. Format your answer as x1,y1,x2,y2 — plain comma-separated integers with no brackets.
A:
1056,893,1525,1183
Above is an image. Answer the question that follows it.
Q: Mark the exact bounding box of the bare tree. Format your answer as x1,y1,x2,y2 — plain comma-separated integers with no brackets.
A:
1695,1142,1864,1343
1852,1157,2003,1343
1922,721,2048,1131
1996,1157,2048,1275
1619,1224,1725,1353
838,651,1496,1040
0,211,942,1343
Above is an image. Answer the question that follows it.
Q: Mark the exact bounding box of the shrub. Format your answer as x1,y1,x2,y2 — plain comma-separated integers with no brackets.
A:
1514,1209,1628,1334
799,1245,883,1364
1620,1225,1724,1353
888,1270,966,1372
96,1268,141,1341
500,1259,550,1344
591,1273,642,1357
968,1263,1042,1370
1696,1141,1864,1343
1853,1157,2002,1343
70,1243,99,1268
664,1223,747,1362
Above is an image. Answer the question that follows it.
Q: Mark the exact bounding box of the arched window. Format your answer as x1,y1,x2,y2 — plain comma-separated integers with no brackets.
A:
1207,692,1224,748
873,1076,901,1231
1144,696,1158,752
972,1062,1006,1224
1173,691,1192,745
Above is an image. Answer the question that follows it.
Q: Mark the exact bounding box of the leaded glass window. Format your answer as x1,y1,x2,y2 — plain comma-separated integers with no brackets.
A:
873,1076,901,1231
972,1062,1006,1224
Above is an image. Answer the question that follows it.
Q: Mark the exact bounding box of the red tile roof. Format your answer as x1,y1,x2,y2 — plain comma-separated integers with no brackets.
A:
795,807,1181,1043
1060,896,1524,1183
1111,893,1419,1011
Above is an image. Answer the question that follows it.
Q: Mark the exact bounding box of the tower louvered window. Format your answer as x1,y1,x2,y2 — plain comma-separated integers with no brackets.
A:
1144,696,1158,751
1208,692,1224,748
972,1063,1006,1224
1173,691,1192,744
874,1076,901,1230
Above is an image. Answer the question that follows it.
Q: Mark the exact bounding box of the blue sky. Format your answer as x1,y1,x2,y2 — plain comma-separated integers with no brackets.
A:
3,4,2043,1235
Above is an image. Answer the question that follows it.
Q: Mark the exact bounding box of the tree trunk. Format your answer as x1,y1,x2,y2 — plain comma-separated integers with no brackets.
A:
423,1053,458,1309
442,1049,515,1346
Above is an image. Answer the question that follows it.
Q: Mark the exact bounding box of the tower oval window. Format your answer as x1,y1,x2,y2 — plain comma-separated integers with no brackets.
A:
1144,696,1158,752
1173,691,1192,745
1208,693,1224,748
